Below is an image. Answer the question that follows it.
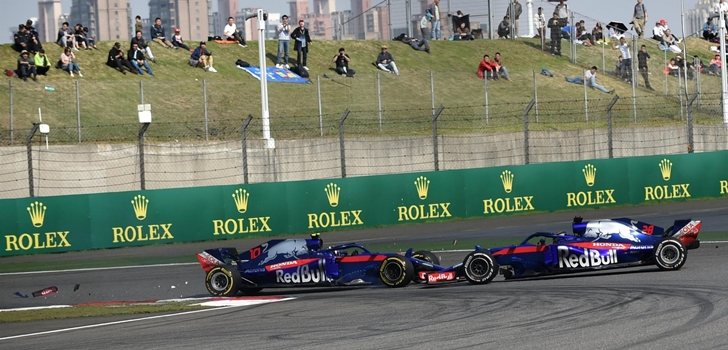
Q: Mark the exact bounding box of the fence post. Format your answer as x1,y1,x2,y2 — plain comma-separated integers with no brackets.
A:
483,76,489,124
139,80,144,104
430,71,436,117
339,109,350,178
405,0,412,37
203,79,209,141
694,56,701,108
432,105,444,171
138,122,150,190
376,72,383,131
9,80,13,143
26,123,40,197
523,99,536,164
75,80,81,143
606,95,619,159
317,75,323,136
686,94,697,153
631,36,638,123
242,114,253,183
533,70,539,123
487,0,493,40
583,76,589,122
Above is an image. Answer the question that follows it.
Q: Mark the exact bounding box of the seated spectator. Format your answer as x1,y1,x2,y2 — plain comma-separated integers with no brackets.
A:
592,22,604,43
150,17,174,48
493,52,510,80
190,41,217,72
455,22,474,40
73,23,89,49
665,58,679,76
82,26,98,49
16,50,36,82
709,54,722,75
13,25,39,53
615,55,623,76
566,66,613,93
106,42,133,75
134,15,143,35
25,19,42,50
561,23,574,40
661,28,682,53
33,49,51,76
576,20,593,45
56,22,75,48
131,31,156,63
128,42,154,76
477,54,496,80
376,45,399,75
652,20,666,41
59,47,82,77
674,54,694,79
223,17,247,47
608,25,625,41
171,28,190,51
703,18,718,42
332,47,355,77
398,35,430,52
497,16,511,39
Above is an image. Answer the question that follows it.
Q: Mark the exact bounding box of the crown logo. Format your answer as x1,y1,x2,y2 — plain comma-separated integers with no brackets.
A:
324,183,340,207
414,176,430,200
131,195,149,220
232,188,250,213
27,201,47,228
500,170,514,193
659,159,672,181
582,164,597,187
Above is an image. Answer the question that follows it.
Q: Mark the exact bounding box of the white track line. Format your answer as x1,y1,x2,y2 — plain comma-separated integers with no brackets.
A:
0,305,71,313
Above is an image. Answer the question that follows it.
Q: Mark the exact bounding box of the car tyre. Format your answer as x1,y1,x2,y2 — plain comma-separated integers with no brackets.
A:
379,256,414,288
205,265,241,297
654,239,686,271
412,250,441,265
463,251,498,284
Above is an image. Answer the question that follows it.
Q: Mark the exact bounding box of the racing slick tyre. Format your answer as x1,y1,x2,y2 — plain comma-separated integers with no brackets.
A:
205,265,241,297
654,239,687,271
463,251,498,284
412,250,441,265
379,256,414,288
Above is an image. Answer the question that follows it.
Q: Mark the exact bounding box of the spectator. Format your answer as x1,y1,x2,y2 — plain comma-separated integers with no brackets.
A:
498,16,511,39
455,22,473,40
332,47,355,77
128,42,154,76
73,23,89,50
291,19,312,71
477,54,496,80
637,45,653,90
190,41,216,72
56,22,75,48
13,25,38,53
24,19,42,51
276,15,291,68
709,54,722,75
576,20,593,45
376,45,399,75
592,22,604,43
33,49,51,76
632,0,647,38
131,30,156,63
665,58,679,76
429,0,441,40
554,0,568,25
135,15,143,35
82,26,98,49
615,55,624,75
405,36,430,53
585,67,612,93
674,54,694,79
618,37,632,82
547,13,563,56
652,20,666,41
493,52,510,80
171,28,190,50
703,18,718,42
608,24,625,41
106,42,133,75
223,17,247,47
60,46,82,77
505,0,522,38
661,28,682,53
16,50,36,82
151,17,174,48
420,12,432,41
717,0,728,31
535,7,546,48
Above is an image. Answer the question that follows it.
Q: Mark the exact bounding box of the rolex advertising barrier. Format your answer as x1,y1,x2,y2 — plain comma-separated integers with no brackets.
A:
2,151,727,256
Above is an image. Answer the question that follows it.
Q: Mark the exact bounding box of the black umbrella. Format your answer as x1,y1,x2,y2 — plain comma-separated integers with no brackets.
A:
606,21,629,34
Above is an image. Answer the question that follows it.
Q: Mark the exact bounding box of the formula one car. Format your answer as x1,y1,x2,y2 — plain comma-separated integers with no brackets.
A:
197,234,461,296
486,217,702,279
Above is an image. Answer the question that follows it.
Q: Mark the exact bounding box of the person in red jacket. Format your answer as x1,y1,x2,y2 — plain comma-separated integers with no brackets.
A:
477,54,497,80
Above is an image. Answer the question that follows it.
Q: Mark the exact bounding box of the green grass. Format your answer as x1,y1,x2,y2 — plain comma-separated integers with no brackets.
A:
0,302,204,323
0,37,721,143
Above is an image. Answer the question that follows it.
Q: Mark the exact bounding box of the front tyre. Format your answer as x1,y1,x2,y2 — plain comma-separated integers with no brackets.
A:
205,266,241,297
412,250,441,265
379,256,414,288
655,239,687,271
463,251,498,284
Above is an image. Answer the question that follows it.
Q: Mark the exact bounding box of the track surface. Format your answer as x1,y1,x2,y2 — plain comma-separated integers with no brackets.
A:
2,200,728,349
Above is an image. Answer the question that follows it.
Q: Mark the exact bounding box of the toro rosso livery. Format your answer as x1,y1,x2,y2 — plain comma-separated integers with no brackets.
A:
197,234,459,296
489,217,702,279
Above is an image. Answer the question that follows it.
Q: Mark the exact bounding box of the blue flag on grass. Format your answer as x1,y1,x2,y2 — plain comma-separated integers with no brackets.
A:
238,66,310,84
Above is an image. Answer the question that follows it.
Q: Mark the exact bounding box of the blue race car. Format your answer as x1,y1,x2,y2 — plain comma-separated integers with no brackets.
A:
479,217,702,280
197,234,454,296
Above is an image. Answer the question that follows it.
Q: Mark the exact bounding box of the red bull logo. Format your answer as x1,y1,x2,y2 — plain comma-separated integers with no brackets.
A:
557,246,617,269
275,263,326,284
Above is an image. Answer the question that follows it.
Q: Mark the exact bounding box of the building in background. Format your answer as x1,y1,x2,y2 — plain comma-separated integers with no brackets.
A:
149,0,209,41
69,0,130,41
37,0,63,43
289,0,309,22
685,0,715,37
331,10,354,39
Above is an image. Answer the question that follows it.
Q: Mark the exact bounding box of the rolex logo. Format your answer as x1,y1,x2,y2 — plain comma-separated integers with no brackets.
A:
232,188,250,213
324,183,340,207
414,176,430,200
582,164,597,187
27,201,47,227
659,159,672,181
131,195,149,220
500,170,514,193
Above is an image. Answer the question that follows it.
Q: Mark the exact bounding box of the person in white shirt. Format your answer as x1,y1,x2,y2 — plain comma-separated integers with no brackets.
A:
429,0,441,40
420,12,432,40
535,7,546,49
276,15,291,68
223,17,246,47
618,37,632,82
584,66,612,93
652,20,666,41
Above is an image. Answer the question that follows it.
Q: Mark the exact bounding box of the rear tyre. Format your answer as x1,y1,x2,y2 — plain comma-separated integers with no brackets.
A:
412,250,441,265
655,239,686,271
463,251,498,284
379,256,414,288
205,266,241,297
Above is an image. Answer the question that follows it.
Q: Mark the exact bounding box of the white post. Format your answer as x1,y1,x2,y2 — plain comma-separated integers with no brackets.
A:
317,75,323,137
583,75,589,122
720,10,728,124
257,9,274,149
526,0,534,38
631,35,637,123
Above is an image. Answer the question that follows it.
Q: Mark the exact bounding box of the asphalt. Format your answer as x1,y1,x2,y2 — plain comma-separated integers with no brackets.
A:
1,199,727,349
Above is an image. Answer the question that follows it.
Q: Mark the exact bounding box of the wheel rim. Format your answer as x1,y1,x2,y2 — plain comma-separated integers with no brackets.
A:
469,257,491,279
210,271,230,291
384,261,403,280
660,245,680,265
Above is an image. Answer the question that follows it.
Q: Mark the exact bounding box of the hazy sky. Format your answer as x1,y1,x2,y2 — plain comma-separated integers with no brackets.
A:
1,0,700,43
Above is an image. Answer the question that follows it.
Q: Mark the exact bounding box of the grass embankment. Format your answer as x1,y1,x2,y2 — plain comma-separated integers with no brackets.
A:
0,37,720,142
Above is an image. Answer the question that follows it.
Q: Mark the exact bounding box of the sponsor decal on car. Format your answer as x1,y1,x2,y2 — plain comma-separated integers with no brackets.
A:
265,258,319,272
426,271,456,283
275,261,327,284
557,246,618,269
